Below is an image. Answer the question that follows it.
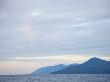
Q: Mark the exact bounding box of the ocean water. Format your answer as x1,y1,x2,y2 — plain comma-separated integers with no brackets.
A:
0,74,110,82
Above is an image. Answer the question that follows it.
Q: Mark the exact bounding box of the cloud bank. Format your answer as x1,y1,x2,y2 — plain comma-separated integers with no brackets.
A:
0,0,110,59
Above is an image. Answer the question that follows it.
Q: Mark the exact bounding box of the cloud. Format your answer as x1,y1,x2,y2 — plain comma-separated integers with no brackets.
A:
0,0,110,58
30,10,45,17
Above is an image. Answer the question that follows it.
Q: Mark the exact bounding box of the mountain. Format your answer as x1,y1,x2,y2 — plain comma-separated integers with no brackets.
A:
52,57,110,74
32,64,66,75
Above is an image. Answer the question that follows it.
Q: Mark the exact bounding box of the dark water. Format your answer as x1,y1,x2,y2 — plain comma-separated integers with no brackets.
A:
0,74,110,82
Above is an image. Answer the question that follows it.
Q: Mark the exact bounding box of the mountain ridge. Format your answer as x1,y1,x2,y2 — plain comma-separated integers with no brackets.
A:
32,64,66,75
52,57,110,74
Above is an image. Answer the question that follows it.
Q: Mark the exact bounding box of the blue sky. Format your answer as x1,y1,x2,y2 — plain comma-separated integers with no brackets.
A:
0,0,110,75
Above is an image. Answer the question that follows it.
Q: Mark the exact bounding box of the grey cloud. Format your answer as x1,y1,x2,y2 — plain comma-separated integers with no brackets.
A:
0,0,110,59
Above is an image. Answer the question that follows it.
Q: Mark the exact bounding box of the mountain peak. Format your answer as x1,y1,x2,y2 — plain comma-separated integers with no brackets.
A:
88,57,104,61
91,57,101,59
52,57,110,74
84,57,106,65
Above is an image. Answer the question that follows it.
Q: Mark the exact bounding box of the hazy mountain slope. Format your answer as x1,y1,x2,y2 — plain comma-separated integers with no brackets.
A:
32,64,66,75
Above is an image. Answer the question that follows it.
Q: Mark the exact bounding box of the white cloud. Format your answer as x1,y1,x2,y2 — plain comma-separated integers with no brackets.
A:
15,55,110,63
30,11,44,17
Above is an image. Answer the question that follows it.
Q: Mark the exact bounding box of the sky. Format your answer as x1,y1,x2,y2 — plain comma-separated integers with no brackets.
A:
0,0,110,75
